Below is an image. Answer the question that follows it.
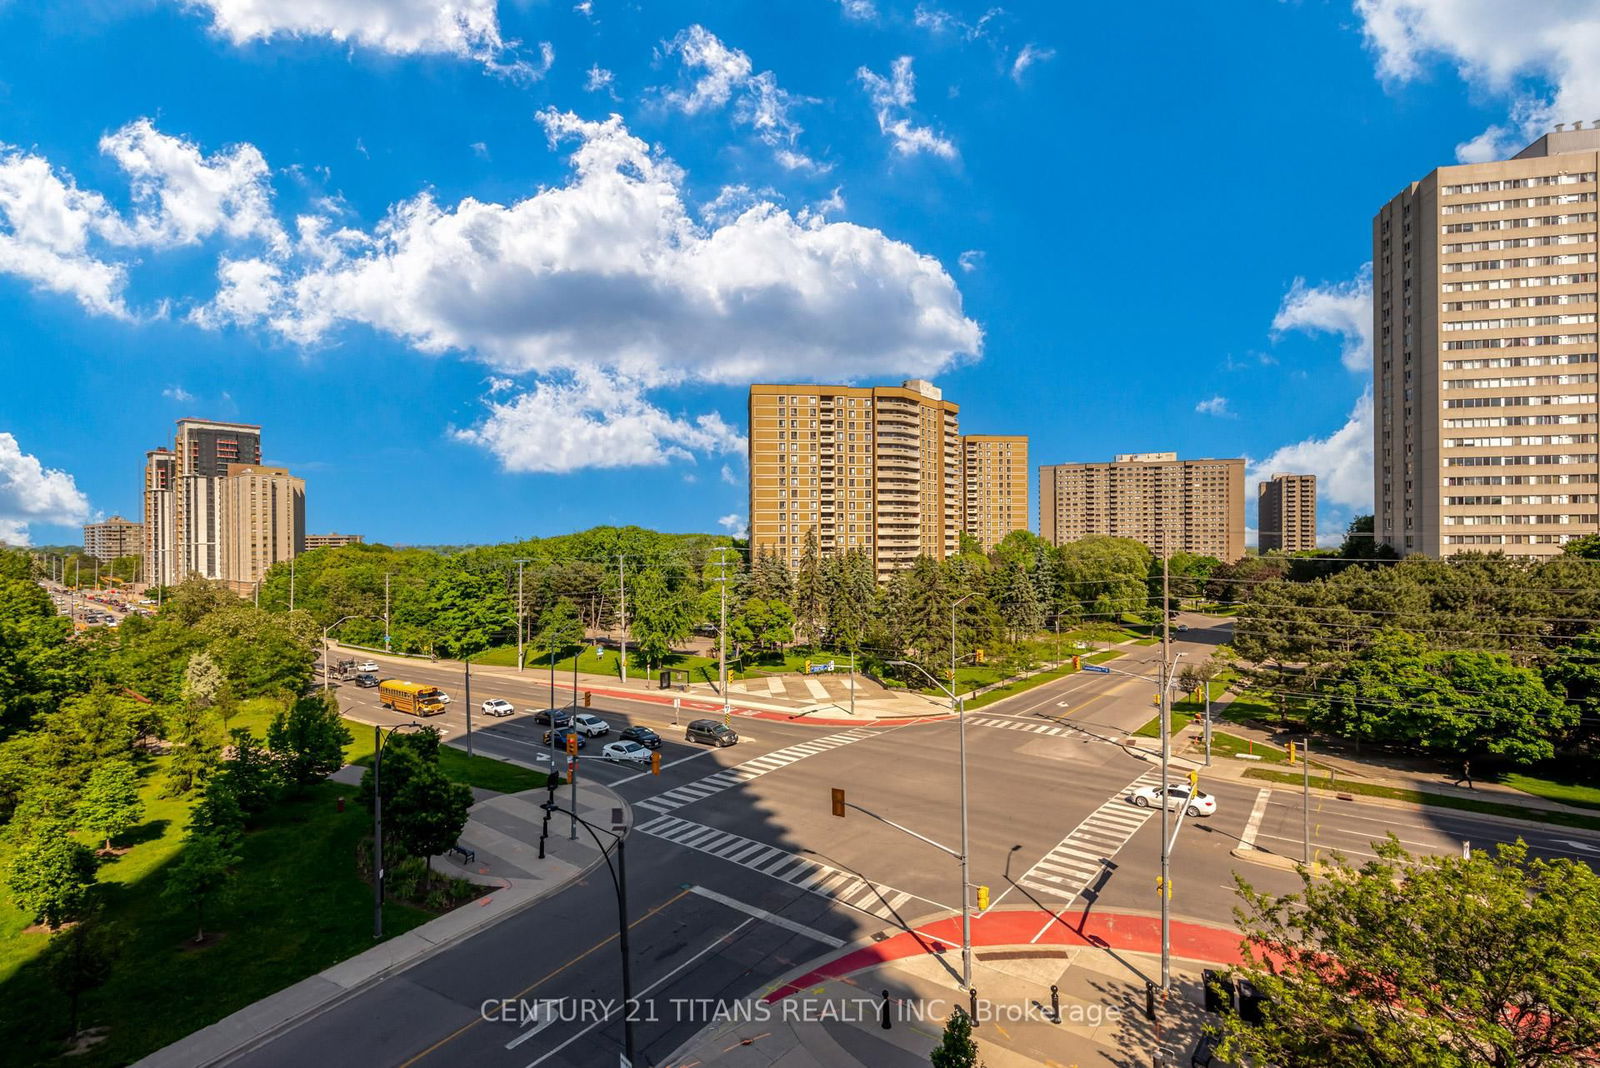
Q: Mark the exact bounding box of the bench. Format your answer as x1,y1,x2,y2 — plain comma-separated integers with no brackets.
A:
447,843,476,864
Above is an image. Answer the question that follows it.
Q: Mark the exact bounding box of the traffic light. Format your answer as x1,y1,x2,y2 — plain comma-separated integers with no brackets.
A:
1152,693,1161,707
1287,741,1297,765
1156,876,1172,899
975,885,990,910
830,787,846,818
1071,655,1080,670
974,648,985,664
650,750,661,776
566,733,578,756
1188,770,1199,791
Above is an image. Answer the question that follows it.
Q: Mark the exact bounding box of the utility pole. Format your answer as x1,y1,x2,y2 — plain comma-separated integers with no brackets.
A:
289,555,296,612
514,558,529,671
716,547,730,726
1203,683,1213,767
383,572,391,652
952,593,974,991
1303,737,1312,865
1159,545,1172,994
617,554,628,686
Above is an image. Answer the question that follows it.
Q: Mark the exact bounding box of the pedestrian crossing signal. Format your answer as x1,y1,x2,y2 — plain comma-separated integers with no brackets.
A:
650,750,661,775
830,787,845,818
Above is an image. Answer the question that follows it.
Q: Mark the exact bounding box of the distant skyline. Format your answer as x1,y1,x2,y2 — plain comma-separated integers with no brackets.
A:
2,1,1597,548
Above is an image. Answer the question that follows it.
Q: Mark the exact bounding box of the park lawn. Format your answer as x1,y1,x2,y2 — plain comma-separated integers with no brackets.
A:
1134,710,1195,739
474,642,823,685
1241,768,1600,833
0,754,435,1067
1500,771,1600,811
1204,731,1294,766
962,663,1078,712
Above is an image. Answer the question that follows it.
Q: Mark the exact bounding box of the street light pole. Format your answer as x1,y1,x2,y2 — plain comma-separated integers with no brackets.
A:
514,558,529,672
718,547,730,727
464,650,475,759
373,722,424,939
1159,548,1172,993
951,592,974,991
617,554,628,686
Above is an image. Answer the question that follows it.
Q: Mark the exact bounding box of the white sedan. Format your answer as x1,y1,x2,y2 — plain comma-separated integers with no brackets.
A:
356,660,380,672
601,741,652,765
481,699,515,717
1129,784,1216,817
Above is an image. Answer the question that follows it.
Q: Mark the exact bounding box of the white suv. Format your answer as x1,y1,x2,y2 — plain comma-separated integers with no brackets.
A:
572,713,611,737
481,699,515,717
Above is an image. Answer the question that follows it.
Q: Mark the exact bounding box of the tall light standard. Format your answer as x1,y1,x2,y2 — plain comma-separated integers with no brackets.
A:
373,722,425,939
323,615,358,693
513,558,530,671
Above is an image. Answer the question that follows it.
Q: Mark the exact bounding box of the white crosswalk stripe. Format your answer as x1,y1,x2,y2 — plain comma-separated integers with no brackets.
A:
1014,770,1164,901
969,715,1071,738
633,728,878,814
637,813,926,922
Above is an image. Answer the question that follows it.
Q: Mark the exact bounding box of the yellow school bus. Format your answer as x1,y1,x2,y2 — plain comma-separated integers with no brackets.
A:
378,680,447,716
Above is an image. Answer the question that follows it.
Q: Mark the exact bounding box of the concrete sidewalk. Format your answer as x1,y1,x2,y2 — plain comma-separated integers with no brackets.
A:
659,907,1237,1068
134,778,624,1068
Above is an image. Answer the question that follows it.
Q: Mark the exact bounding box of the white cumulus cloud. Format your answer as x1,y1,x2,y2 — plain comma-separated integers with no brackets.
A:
839,0,876,20
858,57,957,159
0,432,92,546
162,385,196,403
1272,264,1373,372
717,513,748,538
176,0,549,76
1248,390,1373,511
958,249,984,272
1355,0,1600,161
1011,43,1055,82
1195,395,1233,417
585,64,616,95
452,371,744,474
661,26,821,171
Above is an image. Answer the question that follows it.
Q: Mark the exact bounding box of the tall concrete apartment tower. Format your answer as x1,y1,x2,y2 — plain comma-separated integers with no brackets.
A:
218,464,305,592
1375,126,1600,557
174,419,262,580
1257,473,1317,552
83,516,144,561
143,448,175,588
961,435,1029,551
748,380,961,579
1038,452,1246,561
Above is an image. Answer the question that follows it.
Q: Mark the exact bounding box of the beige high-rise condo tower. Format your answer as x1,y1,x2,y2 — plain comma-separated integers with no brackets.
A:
1038,452,1246,561
1257,473,1317,552
143,448,175,588
173,419,263,580
1375,126,1600,557
218,464,305,593
84,515,143,561
748,380,961,579
962,435,1028,551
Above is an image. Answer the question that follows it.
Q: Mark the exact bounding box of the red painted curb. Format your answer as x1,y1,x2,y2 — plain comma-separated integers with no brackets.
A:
763,909,1245,1001
572,683,951,727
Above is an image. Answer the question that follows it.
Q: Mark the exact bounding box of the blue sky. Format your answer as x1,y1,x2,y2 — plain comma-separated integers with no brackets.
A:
0,0,1594,548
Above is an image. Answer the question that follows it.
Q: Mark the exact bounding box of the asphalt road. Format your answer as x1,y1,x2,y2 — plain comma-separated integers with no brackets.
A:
227,617,1600,1067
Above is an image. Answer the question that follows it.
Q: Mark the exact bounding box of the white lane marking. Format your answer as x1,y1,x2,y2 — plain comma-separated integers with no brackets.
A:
1006,770,1163,905
504,1002,561,1049
632,728,878,814
688,885,845,948
1238,789,1271,852
606,750,712,787
521,919,755,1068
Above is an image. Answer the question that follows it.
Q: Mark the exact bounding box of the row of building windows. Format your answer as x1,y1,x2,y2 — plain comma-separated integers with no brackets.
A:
1445,474,1599,485
1442,376,1598,392
1444,434,1598,447
1443,212,1598,233
1445,254,1600,273
1445,495,1598,505
1440,313,1597,331
1441,193,1596,214
1442,353,1596,370
1443,293,1596,311
1442,333,1598,350
1445,453,1597,466
1443,415,1596,428
1442,234,1594,254
1442,174,1597,194
1444,514,1598,525
1442,272,1598,292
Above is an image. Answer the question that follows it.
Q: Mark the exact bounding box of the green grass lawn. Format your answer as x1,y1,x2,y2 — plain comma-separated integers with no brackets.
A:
1500,771,1600,811
1205,731,1293,766
1134,710,1195,738
0,756,435,1066
1242,768,1600,833
471,642,825,686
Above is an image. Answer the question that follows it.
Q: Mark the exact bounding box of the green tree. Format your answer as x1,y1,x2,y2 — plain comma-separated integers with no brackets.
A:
181,650,225,709
42,920,120,1040
216,728,280,815
730,597,795,655
746,549,793,605
267,694,353,789
33,686,144,788
792,528,824,646
187,780,246,848
75,761,145,852
390,762,472,884
537,597,584,656
162,833,240,943
6,825,99,930
627,568,693,670
930,1007,980,1068
1055,536,1152,621
994,558,1045,641
163,701,223,797
1218,838,1600,1067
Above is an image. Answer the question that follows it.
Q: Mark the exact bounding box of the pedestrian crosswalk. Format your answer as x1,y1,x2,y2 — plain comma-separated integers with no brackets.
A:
633,728,879,815
969,715,1072,738
1014,770,1163,901
637,813,926,922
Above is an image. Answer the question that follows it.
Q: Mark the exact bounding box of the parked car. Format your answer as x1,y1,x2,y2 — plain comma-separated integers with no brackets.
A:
573,713,611,737
620,725,661,749
1176,624,1189,633
1129,784,1216,817
533,708,572,727
433,689,452,704
601,740,651,765
685,719,738,747
543,728,586,750
481,698,515,717
356,660,380,672
354,674,380,688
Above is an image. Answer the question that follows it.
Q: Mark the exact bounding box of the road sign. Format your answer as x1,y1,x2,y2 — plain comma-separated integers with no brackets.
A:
1083,664,1110,674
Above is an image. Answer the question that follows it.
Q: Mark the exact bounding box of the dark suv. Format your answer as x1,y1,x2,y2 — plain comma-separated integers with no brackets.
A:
534,708,572,727
685,719,738,747
354,673,380,688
